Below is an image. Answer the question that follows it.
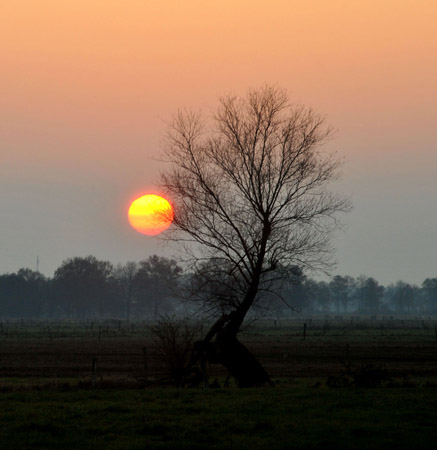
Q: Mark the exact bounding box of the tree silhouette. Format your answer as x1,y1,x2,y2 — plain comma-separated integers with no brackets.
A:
114,261,139,320
422,278,437,313
134,255,182,317
0,269,47,318
329,275,355,314
355,276,384,314
53,256,113,318
161,85,351,386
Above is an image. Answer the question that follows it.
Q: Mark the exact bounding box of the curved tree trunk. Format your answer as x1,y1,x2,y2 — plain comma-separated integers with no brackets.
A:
189,313,272,387
213,332,271,387
188,230,273,387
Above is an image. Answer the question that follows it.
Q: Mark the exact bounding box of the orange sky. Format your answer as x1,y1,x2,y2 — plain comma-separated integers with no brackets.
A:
1,1,436,283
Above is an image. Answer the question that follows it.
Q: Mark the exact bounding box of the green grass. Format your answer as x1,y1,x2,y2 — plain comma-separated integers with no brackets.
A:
1,385,437,449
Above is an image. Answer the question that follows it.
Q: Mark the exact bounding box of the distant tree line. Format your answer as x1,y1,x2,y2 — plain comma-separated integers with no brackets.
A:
0,255,182,319
273,274,437,316
0,256,436,318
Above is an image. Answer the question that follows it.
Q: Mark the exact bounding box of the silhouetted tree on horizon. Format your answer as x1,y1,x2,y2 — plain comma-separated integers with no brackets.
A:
113,261,139,320
134,255,182,317
161,85,351,386
53,256,114,318
422,277,437,313
355,276,384,314
0,269,47,318
329,275,355,314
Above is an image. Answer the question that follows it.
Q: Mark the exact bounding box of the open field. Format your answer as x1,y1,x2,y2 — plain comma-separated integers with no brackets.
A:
1,316,437,383
1,317,437,449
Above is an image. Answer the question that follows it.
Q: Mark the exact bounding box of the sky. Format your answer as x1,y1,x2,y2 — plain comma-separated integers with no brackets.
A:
1,0,436,285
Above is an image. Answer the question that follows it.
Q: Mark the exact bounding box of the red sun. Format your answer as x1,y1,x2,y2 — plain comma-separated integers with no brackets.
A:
128,194,173,235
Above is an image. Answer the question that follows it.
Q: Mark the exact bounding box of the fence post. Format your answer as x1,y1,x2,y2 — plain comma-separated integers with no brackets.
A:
91,358,98,387
142,347,148,381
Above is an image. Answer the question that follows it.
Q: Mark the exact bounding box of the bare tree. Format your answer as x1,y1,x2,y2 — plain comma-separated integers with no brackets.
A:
161,85,351,386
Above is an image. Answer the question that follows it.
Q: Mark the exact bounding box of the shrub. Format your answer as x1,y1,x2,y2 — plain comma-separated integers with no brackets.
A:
151,316,201,387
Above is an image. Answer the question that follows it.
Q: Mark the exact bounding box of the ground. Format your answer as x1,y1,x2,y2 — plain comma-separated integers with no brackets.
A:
0,316,436,448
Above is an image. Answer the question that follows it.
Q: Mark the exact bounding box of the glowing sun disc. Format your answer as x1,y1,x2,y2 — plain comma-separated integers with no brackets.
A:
128,194,173,236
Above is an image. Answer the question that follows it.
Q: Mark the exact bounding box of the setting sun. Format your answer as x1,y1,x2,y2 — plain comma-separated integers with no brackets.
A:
128,194,173,236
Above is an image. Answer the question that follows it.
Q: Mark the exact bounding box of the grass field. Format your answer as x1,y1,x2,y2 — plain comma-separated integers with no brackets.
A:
1,316,437,449
1,386,437,449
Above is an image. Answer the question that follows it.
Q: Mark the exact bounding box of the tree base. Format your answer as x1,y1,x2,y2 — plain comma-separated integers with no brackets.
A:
215,334,272,387
189,333,272,388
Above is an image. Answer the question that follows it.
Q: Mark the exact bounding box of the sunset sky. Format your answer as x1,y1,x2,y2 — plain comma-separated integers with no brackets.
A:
1,0,436,285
